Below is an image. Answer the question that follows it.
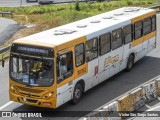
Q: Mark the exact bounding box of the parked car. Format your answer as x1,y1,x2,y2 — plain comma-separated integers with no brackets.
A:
38,0,54,4
26,0,38,2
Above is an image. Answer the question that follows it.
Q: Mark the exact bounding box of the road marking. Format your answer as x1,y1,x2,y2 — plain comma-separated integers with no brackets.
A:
145,104,152,109
147,105,160,111
0,101,13,111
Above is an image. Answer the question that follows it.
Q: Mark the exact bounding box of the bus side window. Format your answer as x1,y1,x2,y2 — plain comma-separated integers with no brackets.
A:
143,17,151,35
75,43,85,67
57,51,73,83
123,24,133,44
112,28,123,50
99,33,111,55
85,38,98,62
151,15,156,31
134,20,143,39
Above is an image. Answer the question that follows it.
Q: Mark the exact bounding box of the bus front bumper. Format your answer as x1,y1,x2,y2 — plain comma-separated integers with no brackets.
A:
9,91,56,109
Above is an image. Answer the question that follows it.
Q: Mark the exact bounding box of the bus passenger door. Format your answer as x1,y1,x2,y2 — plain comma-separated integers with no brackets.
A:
56,49,74,107
99,54,110,83
88,59,99,87
109,28,123,77
119,24,133,71
85,38,99,88
109,47,123,77
98,33,111,83
147,15,156,53
132,21,143,62
156,13,160,45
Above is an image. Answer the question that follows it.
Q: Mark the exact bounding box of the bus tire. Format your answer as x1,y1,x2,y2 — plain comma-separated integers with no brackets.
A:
126,54,134,72
72,84,83,105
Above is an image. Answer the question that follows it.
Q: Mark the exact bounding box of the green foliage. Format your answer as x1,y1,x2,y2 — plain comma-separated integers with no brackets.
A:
126,0,133,5
0,0,157,15
75,1,80,11
0,0,158,29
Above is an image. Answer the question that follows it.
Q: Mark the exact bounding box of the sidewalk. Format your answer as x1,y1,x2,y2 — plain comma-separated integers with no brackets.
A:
0,17,23,46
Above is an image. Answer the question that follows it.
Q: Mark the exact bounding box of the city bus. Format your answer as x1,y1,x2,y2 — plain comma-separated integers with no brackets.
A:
2,7,160,109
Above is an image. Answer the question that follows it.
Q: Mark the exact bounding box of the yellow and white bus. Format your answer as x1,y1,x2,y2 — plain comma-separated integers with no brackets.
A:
3,7,160,108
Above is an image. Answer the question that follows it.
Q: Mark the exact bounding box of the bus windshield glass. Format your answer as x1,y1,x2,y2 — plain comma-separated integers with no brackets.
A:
10,54,54,87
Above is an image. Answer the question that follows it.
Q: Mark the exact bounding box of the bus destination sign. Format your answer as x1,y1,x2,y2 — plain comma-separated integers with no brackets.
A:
11,44,54,58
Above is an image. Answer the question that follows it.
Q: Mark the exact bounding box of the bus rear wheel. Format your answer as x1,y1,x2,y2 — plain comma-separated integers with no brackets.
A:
72,84,83,105
126,54,134,72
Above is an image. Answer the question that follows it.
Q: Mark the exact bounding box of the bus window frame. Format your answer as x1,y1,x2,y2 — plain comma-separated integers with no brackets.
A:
9,53,55,87
143,17,152,35
111,28,123,50
134,20,143,40
151,15,156,32
123,24,133,44
85,37,98,62
56,51,74,84
75,43,85,67
99,32,111,56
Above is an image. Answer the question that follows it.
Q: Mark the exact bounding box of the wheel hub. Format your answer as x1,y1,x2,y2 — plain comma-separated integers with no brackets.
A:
75,89,81,99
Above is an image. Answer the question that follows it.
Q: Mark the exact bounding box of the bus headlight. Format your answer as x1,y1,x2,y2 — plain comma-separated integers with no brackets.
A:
42,92,53,99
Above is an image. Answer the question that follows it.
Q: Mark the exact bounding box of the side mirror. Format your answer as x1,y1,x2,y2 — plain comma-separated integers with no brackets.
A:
2,59,5,68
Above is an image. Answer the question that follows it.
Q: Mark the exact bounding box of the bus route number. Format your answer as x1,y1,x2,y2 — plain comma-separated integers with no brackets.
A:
78,68,86,75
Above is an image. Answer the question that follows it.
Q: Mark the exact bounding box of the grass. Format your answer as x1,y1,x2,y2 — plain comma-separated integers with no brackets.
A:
0,0,159,61
0,51,10,64
0,0,159,47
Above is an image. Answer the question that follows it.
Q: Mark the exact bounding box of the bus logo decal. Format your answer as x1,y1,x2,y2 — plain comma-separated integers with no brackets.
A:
104,55,119,68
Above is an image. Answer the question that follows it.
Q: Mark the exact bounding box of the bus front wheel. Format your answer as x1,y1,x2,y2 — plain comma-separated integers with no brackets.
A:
72,84,83,104
126,54,134,72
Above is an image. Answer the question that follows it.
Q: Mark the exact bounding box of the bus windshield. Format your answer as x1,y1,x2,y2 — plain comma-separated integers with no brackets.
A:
10,54,54,87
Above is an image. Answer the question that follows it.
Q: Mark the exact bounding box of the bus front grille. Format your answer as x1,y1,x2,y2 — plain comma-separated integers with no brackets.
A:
16,86,44,94
20,92,41,98
21,97,38,103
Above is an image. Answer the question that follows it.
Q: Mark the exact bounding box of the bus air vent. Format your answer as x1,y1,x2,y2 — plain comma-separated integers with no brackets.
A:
124,9,133,12
54,31,65,35
102,16,113,19
54,29,76,35
90,20,101,23
77,24,87,28
131,7,141,11
114,12,124,16
113,18,119,20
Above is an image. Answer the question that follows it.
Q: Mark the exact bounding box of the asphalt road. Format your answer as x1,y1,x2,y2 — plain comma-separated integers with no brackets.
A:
1,45,160,120
0,63,9,108
0,0,85,7
0,0,38,7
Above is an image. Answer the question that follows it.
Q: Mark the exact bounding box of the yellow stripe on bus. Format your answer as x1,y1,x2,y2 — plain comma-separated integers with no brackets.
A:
131,37,143,47
143,31,156,42
57,36,87,51
131,11,156,47
131,11,156,23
